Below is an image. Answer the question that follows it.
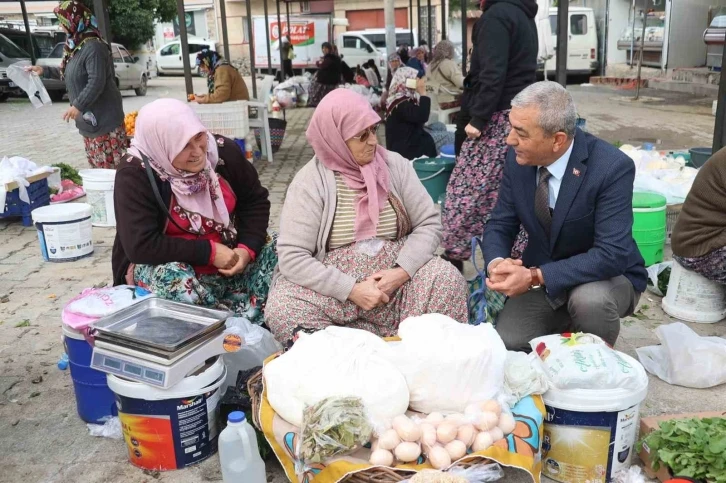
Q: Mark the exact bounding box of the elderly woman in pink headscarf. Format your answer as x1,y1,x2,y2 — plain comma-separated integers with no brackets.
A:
111,99,277,324
265,89,467,347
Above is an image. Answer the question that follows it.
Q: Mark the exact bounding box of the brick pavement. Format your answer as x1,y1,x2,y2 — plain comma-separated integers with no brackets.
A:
0,79,724,482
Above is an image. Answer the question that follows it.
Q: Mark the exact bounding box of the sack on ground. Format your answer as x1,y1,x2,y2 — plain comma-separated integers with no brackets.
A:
636,322,726,388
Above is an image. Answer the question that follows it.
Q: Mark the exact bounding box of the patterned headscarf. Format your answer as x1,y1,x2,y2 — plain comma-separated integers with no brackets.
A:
385,66,419,115
54,0,107,78
429,40,455,73
387,52,401,71
196,49,229,94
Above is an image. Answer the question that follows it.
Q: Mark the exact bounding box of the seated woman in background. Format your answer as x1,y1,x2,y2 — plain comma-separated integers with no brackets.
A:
112,99,276,324
427,40,465,109
265,89,467,347
363,60,382,88
672,146,726,284
308,42,342,107
194,50,250,104
406,48,427,78
384,67,437,160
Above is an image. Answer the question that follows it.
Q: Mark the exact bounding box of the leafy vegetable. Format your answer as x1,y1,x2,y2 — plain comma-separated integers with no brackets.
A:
51,163,82,185
638,417,726,482
299,397,373,465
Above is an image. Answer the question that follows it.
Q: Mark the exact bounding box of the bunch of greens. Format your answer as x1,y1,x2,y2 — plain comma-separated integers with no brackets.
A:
638,417,726,482
51,163,82,185
298,397,373,464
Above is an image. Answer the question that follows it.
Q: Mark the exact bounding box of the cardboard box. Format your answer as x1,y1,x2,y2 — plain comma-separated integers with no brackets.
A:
3,168,56,191
639,411,726,482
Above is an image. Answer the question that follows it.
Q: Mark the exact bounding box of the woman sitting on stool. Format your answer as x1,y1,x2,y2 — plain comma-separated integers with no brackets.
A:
111,99,276,324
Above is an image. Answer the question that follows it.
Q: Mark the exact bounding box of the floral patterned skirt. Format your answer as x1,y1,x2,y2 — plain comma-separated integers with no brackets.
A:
307,81,337,108
441,109,527,261
133,234,278,324
264,238,469,348
674,246,726,284
83,125,129,169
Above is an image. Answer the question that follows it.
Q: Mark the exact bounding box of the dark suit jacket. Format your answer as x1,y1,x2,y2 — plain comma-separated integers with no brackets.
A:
482,129,647,299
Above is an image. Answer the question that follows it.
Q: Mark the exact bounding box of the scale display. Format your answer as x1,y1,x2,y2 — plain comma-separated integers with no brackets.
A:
93,352,167,386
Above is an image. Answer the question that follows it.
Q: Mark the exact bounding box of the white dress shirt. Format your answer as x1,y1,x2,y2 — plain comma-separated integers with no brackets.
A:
537,141,574,209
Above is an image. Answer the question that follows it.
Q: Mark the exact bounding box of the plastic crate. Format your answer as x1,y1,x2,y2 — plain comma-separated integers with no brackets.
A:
0,178,51,226
190,101,249,140
666,203,682,244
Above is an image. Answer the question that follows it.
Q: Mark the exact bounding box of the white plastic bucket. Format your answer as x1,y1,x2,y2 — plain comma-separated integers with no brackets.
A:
107,357,226,471
662,260,726,323
79,169,116,227
32,203,93,262
541,352,649,483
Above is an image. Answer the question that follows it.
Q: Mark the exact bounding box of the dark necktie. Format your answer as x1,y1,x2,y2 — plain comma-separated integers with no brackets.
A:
535,168,552,236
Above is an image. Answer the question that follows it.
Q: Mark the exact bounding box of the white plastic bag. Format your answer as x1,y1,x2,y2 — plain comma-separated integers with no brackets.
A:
64,285,154,319
222,317,282,392
263,326,409,428
385,314,507,414
448,463,504,482
636,322,726,388
530,333,645,391
6,61,52,108
646,261,672,296
502,351,551,405
87,417,122,439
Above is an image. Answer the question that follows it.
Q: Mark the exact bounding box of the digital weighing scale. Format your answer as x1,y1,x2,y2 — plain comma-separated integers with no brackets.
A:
90,298,232,389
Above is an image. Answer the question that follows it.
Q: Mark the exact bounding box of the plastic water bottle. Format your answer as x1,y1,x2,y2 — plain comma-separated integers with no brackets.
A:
57,352,69,370
219,411,266,483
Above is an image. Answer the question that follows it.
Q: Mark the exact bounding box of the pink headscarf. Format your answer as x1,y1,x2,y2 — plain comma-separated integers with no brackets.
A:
127,98,232,235
306,89,390,241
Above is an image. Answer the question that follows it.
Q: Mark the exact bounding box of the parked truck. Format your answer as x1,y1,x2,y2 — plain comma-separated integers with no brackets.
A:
253,15,333,70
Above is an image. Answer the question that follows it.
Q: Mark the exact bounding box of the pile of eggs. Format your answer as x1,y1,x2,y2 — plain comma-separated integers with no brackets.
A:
369,400,516,470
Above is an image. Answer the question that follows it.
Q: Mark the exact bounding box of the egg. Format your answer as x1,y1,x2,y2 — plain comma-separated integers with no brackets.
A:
444,413,464,427
420,423,438,448
377,429,401,451
436,422,458,444
456,424,476,447
369,449,394,466
392,415,422,442
427,445,451,470
488,427,504,443
499,413,516,435
394,442,422,463
475,411,499,431
425,412,444,427
471,432,493,452
444,440,467,460
464,403,481,416
480,400,502,417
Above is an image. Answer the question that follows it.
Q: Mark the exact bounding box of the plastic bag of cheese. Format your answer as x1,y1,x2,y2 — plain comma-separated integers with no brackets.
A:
384,314,508,414
530,332,644,390
263,326,409,428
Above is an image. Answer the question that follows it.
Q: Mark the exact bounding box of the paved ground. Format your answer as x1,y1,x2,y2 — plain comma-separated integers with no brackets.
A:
0,78,725,483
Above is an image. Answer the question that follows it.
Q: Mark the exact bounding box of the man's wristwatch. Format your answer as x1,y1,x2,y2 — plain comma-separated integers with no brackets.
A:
529,267,542,290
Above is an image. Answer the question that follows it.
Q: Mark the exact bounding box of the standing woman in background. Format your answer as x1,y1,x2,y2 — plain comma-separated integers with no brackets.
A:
29,0,126,169
441,0,538,270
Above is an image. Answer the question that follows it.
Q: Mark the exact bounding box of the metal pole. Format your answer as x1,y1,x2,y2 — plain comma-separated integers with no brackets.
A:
712,38,726,152
276,0,283,77
417,0,421,47
92,0,112,43
263,0,272,72
19,0,36,65
286,1,291,35
461,0,467,76
409,0,414,46
635,10,646,100
427,0,432,46
218,0,231,60
385,0,396,57
176,0,194,97
602,0,610,76
441,0,446,40
630,0,635,67
246,0,257,98
555,0,569,87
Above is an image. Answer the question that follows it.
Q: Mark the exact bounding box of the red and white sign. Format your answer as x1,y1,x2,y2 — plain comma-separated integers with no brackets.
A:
271,21,315,46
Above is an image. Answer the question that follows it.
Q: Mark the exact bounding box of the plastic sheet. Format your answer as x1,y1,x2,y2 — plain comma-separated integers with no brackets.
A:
87,417,123,440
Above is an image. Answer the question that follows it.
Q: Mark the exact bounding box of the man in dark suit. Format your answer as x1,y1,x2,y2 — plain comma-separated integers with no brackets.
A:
482,81,647,352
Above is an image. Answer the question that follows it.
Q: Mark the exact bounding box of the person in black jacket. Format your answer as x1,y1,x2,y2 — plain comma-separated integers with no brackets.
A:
111,99,276,324
309,42,343,107
385,67,437,160
441,0,538,271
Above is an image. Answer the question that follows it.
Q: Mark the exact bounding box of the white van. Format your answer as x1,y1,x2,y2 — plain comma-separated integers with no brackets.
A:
337,28,417,81
156,37,216,76
546,7,599,76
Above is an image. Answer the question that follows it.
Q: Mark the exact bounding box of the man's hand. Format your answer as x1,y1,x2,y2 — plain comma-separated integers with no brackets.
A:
63,106,81,122
368,268,411,297
486,263,532,297
488,258,523,284
348,279,390,311
218,248,252,277
465,123,481,139
195,94,209,104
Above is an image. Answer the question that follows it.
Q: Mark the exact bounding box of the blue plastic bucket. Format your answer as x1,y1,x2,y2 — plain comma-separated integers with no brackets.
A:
62,324,117,423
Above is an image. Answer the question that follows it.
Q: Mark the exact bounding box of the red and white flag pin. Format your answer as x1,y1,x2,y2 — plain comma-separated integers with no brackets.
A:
572,168,581,177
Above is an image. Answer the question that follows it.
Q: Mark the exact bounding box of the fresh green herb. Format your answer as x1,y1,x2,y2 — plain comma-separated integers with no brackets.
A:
613,141,623,148
51,163,82,185
638,417,726,482
299,397,373,464
14,319,30,328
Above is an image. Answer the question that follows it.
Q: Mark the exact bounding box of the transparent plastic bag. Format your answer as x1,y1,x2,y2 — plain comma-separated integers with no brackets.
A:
6,61,52,108
355,238,385,257
222,317,282,392
448,463,505,482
